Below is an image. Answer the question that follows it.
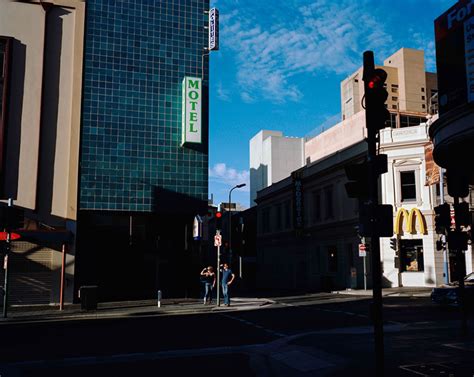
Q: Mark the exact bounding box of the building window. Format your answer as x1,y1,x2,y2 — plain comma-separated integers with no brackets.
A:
275,204,282,231
327,246,338,273
312,190,321,222
392,96,398,101
422,104,426,109
392,105,397,110
310,246,320,274
262,207,271,233
389,113,397,128
421,96,425,100
391,87,398,93
324,186,334,219
284,200,291,229
400,240,424,272
400,115,425,128
400,171,416,201
421,87,425,92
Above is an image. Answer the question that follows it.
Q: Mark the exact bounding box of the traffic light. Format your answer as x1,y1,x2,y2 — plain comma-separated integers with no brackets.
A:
215,211,222,230
365,68,390,132
344,155,388,199
434,203,450,234
344,161,369,199
389,238,397,250
454,201,470,227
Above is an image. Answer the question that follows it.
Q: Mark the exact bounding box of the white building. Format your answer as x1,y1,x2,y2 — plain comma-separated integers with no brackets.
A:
249,130,304,206
379,122,473,287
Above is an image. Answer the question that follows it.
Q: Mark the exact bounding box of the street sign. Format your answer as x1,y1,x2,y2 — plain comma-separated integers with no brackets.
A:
0,232,20,241
359,243,367,257
214,234,222,247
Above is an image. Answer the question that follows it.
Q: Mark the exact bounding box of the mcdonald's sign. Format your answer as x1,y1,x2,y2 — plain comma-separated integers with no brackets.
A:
394,208,427,235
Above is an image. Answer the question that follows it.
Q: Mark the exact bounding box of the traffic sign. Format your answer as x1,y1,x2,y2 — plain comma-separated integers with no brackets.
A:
214,234,222,247
0,232,20,241
359,243,367,257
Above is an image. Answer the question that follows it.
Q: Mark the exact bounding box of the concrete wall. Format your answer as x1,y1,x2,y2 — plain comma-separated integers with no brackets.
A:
0,0,85,220
250,130,304,206
384,48,427,113
305,110,366,164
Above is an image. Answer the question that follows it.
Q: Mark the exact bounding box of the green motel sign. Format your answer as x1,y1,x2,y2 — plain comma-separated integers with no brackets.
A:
182,77,202,145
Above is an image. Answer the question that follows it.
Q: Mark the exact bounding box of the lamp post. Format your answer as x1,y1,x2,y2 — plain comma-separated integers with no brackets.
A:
228,183,246,273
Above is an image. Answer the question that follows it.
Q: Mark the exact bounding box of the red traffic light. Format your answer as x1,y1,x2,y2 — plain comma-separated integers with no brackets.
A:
367,69,387,89
215,212,222,218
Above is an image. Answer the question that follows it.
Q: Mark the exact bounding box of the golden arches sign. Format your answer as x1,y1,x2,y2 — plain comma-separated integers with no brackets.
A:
394,208,427,235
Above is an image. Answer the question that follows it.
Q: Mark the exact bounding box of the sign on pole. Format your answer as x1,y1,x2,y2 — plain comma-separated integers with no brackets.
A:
359,243,367,257
214,234,222,247
209,8,219,51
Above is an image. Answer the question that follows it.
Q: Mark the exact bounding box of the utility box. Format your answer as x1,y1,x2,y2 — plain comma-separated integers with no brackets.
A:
79,286,98,311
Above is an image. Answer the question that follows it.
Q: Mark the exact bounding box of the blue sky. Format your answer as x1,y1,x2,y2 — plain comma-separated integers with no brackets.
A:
208,0,455,208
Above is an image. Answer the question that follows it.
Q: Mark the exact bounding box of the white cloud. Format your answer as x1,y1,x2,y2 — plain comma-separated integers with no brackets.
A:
220,0,394,104
216,82,231,101
209,163,250,191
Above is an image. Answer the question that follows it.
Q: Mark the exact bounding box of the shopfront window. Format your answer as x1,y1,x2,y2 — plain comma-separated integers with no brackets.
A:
400,239,424,272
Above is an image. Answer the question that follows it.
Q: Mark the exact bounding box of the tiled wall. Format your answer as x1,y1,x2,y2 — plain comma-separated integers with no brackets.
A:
80,0,209,211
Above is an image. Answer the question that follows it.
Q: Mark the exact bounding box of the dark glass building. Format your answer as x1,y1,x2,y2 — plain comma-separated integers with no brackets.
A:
76,0,210,300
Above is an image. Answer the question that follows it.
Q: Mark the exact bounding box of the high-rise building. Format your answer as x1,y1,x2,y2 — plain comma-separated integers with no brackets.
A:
0,0,210,304
341,48,438,120
307,48,437,164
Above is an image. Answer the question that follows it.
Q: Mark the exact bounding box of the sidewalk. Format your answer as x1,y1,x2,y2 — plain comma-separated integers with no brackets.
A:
333,287,433,297
0,297,274,324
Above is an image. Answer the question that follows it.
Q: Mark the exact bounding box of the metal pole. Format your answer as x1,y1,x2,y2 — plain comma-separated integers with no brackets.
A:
3,198,13,318
439,168,449,284
363,255,367,290
228,188,233,266
453,196,468,335
59,243,66,310
217,240,221,307
363,51,384,376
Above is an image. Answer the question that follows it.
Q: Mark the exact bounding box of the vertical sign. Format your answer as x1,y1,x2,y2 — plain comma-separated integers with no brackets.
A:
209,8,219,51
424,142,440,186
193,215,202,240
181,76,202,145
464,16,474,102
292,169,304,236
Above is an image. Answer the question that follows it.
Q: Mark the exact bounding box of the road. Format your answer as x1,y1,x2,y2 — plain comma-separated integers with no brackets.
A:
1,293,473,376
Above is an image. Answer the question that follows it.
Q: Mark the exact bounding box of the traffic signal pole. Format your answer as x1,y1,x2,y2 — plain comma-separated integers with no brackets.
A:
363,51,384,376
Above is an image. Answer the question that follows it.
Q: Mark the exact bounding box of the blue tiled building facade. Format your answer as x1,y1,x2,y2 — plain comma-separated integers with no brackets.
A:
80,0,209,211
74,0,210,300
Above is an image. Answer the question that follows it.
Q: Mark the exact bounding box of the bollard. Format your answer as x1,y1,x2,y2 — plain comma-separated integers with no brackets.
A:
157,290,162,308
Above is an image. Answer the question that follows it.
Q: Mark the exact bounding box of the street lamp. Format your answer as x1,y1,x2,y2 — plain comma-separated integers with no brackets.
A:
228,183,246,275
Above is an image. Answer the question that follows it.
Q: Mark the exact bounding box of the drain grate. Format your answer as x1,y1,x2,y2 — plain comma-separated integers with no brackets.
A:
399,362,459,376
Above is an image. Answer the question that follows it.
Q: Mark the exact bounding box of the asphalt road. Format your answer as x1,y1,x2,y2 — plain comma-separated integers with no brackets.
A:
1,294,473,376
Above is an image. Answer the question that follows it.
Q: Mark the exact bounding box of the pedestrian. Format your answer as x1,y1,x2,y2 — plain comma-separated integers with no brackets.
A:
220,263,235,306
200,266,216,305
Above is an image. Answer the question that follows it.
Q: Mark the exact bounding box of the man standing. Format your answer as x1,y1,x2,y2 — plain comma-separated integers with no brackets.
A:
221,263,235,306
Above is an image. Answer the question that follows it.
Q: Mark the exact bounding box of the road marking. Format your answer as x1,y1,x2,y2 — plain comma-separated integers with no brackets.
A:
219,313,286,338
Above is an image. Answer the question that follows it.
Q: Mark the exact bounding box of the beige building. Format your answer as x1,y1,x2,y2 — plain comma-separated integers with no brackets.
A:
341,48,438,120
307,48,436,165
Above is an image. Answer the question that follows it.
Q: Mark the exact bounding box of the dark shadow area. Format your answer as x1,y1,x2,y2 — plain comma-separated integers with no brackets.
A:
36,7,69,216
3,39,26,199
76,188,208,303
